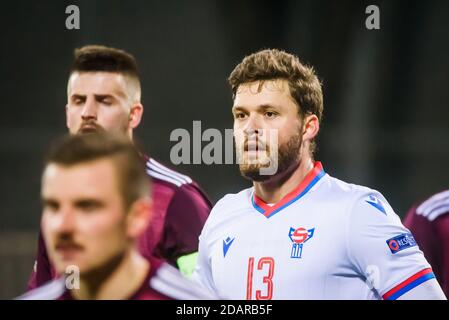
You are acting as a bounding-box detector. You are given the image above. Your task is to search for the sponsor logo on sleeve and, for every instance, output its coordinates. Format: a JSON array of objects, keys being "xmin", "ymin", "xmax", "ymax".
[
  {"xmin": 365, "ymin": 195, "xmax": 387, "ymax": 215},
  {"xmin": 386, "ymin": 233, "xmax": 417, "ymax": 254}
]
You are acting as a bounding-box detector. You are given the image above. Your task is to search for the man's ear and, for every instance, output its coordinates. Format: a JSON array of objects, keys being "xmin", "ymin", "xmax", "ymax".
[
  {"xmin": 126, "ymin": 197, "xmax": 152, "ymax": 239},
  {"xmin": 128, "ymin": 103, "xmax": 144, "ymax": 129},
  {"xmin": 302, "ymin": 114, "xmax": 320, "ymax": 142}
]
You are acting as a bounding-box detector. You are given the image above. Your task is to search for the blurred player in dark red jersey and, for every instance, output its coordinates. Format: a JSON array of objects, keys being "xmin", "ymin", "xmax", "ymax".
[
  {"xmin": 403, "ymin": 190, "xmax": 449, "ymax": 298},
  {"xmin": 28, "ymin": 45, "xmax": 212, "ymax": 290},
  {"xmin": 20, "ymin": 133, "xmax": 212, "ymax": 300}
]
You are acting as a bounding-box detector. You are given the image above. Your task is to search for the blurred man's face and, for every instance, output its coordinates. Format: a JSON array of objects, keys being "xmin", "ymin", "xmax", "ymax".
[
  {"xmin": 41, "ymin": 159, "xmax": 130, "ymax": 275},
  {"xmin": 232, "ymin": 79, "xmax": 303, "ymax": 181},
  {"xmin": 66, "ymin": 72, "xmax": 138, "ymax": 137}
]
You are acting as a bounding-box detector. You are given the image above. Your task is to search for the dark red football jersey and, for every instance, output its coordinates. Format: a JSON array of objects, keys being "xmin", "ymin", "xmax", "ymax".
[{"xmin": 403, "ymin": 189, "xmax": 449, "ymax": 298}]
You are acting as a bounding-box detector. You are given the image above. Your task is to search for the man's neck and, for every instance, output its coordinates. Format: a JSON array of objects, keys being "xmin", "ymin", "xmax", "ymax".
[
  {"xmin": 253, "ymin": 157, "xmax": 314, "ymax": 204},
  {"xmin": 72, "ymin": 249, "xmax": 149, "ymax": 300}
]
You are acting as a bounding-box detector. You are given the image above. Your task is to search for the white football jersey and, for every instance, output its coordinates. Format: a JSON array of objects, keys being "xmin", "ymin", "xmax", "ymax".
[{"xmin": 194, "ymin": 162, "xmax": 436, "ymax": 300}]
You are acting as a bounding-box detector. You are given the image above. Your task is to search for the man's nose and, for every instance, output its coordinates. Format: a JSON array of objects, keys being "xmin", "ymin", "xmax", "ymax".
[
  {"xmin": 81, "ymin": 98, "xmax": 97, "ymax": 120},
  {"xmin": 55, "ymin": 208, "xmax": 76, "ymax": 234},
  {"xmin": 243, "ymin": 115, "xmax": 261, "ymax": 137}
]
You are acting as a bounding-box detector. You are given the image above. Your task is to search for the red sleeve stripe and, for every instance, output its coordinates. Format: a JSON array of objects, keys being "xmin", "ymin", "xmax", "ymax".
[{"xmin": 382, "ymin": 268, "xmax": 435, "ymax": 300}]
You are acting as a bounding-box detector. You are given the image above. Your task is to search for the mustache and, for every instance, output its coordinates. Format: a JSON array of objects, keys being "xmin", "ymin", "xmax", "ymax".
[
  {"xmin": 77, "ymin": 121, "xmax": 105, "ymax": 134},
  {"xmin": 243, "ymin": 137, "xmax": 268, "ymax": 152},
  {"xmin": 54, "ymin": 236, "xmax": 84, "ymax": 251}
]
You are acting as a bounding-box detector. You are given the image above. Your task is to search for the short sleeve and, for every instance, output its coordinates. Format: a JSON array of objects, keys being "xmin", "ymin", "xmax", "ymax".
[{"xmin": 347, "ymin": 192, "xmax": 434, "ymax": 300}]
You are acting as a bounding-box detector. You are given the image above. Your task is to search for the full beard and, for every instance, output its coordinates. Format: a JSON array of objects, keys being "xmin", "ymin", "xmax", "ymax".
[{"xmin": 238, "ymin": 131, "xmax": 303, "ymax": 182}]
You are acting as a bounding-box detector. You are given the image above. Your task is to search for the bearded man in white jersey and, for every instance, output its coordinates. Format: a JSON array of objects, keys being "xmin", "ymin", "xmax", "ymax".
[{"xmin": 194, "ymin": 49, "xmax": 446, "ymax": 300}]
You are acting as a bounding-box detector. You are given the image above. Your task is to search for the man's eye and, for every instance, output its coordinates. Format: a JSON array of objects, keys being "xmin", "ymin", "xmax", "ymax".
[
  {"xmin": 101, "ymin": 99, "xmax": 113, "ymax": 105},
  {"xmin": 235, "ymin": 113, "xmax": 246, "ymax": 119},
  {"xmin": 78, "ymin": 201, "xmax": 101, "ymax": 212},
  {"xmin": 265, "ymin": 111, "xmax": 277, "ymax": 118},
  {"xmin": 43, "ymin": 202, "xmax": 59, "ymax": 212}
]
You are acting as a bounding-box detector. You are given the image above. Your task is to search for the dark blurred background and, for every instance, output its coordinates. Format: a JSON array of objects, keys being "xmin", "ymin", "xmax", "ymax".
[{"xmin": 0, "ymin": 0, "xmax": 448, "ymax": 299}]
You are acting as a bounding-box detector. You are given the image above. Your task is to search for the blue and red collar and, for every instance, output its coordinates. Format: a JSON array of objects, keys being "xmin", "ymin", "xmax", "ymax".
[{"xmin": 251, "ymin": 161, "xmax": 326, "ymax": 218}]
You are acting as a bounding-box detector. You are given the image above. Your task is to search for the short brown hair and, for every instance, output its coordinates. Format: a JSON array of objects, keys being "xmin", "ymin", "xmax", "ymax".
[
  {"xmin": 45, "ymin": 133, "xmax": 150, "ymax": 210},
  {"xmin": 69, "ymin": 45, "xmax": 141, "ymax": 102},
  {"xmin": 71, "ymin": 45, "xmax": 139, "ymax": 77},
  {"xmin": 228, "ymin": 49, "xmax": 323, "ymax": 153}
]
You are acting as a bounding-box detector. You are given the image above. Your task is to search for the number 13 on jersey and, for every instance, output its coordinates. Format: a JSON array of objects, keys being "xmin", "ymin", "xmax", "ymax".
[{"xmin": 246, "ymin": 257, "xmax": 275, "ymax": 300}]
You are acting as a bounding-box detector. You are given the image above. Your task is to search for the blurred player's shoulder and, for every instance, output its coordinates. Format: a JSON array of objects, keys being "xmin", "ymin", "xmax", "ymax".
[
  {"xmin": 18, "ymin": 256, "xmax": 216, "ymax": 300},
  {"xmin": 17, "ymin": 277, "xmax": 66, "ymax": 300},
  {"xmin": 145, "ymin": 156, "xmax": 193, "ymax": 188},
  {"xmin": 413, "ymin": 189, "xmax": 449, "ymax": 222},
  {"xmin": 144, "ymin": 156, "xmax": 211, "ymax": 202},
  {"xmin": 403, "ymin": 190, "xmax": 449, "ymax": 298}
]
